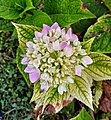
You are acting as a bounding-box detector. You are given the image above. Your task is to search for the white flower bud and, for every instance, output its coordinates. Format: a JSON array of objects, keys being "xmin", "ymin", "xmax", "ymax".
[
  {"xmin": 55, "ymin": 78, "xmax": 59, "ymax": 84},
  {"xmin": 67, "ymin": 76, "xmax": 74, "ymax": 83},
  {"xmin": 73, "ymin": 40, "xmax": 80, "ymax": 46},
  {"xmin": 48, "ymin": 58, "xmax": 54, "ymax": 64},
  {"xmin": 41, "ymin": 72, "xmax": 49, "ymax": 81}
]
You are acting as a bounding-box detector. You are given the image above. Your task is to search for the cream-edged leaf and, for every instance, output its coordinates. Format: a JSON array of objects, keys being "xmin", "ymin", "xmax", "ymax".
[
  {"xmin": 12, "ymin": 22, "xmax": 40, "ymax": 53},
  {"xmin": 81, "ymin": 37, "xmax": 95, "ymax": 53},
  {"xmin": 84, "ymin": 52, "xmax": 111, "ymax": 81},
  {"xmin": 69, "ymin": 75, "xmax": 93, "ymax": 110}
]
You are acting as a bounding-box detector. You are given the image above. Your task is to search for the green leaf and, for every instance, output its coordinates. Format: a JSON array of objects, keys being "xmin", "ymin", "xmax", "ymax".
[
  {"xmin": 16, "ymin": 47, "xmax": 31, "ymax": 87},
  {"xmin": 81, "ymin": 37, "xmax": 95, "ymax": 53},
  {"xmin": 0, "ymin": 0, "xmax": 35, "ymax": 20},
  {"xmin": 44, "ymin": 0, "xmax": 95, "ymax": 27},
  {"xmin": 81, "ymin": 0, "xmax": 109, "ymax": 17},
  {"xmin": 30, "ymin": 81, "xmax": 41, "ymax": 103},
  {"xmin": 103, "ymin": 0, "xmax": 111, "ymax": 11},
  {"xmin": 69, "ymin": 75, "xmax": 93, "ymax": 110},
  {"xmin": 71, "ymin": 18, "xmax": 96, "ymax": 33},
  {"xmin": 17, "ymin": 0, "xmax": 35, "ymax": 18},
  {"xmin": 70, "ymin": 108, "xmax": 93, "ymax": 120},
  {"xmin": 84, "ymin": 14, "xmax": 111, "ymax": 53},
  {"xmin": 32, "ymin": 0, "xmax": 41, "ymax": 7},
  {"xmin": 18, "ymin": 10, "xmax": 53, "ymax": 27},
  {"xmin": 12, "ymin": 22, "xmax": 41, "ymax": 52},
  {"xmin": 0, "ymin": 0, "xmax": 21, "ymax": 19},
  {"xmin": 84, "ymin": 52, "xmax": 111, "ymax": 81},
  {"xmin": 0, "ymin": 19, "xmax": 14, "ymax": 31}
]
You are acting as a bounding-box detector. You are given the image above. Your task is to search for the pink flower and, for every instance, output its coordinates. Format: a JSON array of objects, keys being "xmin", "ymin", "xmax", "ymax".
[
  {"xmin": 41, "ymin": 22, "xmax": 60, "ymax": 36},
  {"xmin": 29, "ymin": 70, "xmax": 40, "ymax": 83},
  {"xmin": 52, "ymin": 40, "xmax": 60, "ymax": 51},
  {"xmin": 21, "ymin": 57, "xmax": 29, "ymax": 65},
  {"xmin": 35, "ymin": 31, "xmax": 43, "ymax": 38},
  {"xmin": 26, "ymin": 41, "xmax": 33, "ymax": 48},
  {"xmin": 75, "ymin": 65, "xmax": 84, "ymax": 76},
  {"xmin": 50, "ymin": 22, "xmax": 59, "ymax": 29},
  {"xmin": 72, "ymin": 34, "xmax": 79, "ymax": 41},
  {"xmin": 63, "ymin": 28, "xmax": 79, "ymax": 42},
  {"xmin": 40, "ymin": 81, "xmax": 49, "ymax": 91},
  {"xmin": 42, "ymin": 24, "xmax": 50, "ymax": 35},
  {"xmin": 81, "ymin": 56, "xmax": 93, "ymax": 67},
  {"xmin": 59, "ymin": 41, "xmax": 67, "ymax": 50},
  {"xmin": 64, "ymin": 45, "xmax": 74, "ymax": 57},
  {"xmin": 24, "ymin": 65, "xmax": 40, "ymax": 83}
]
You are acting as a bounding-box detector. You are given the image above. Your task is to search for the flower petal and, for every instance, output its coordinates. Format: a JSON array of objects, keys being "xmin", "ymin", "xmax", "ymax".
[
  {"xmin": 40, "ymin": 81, "xmax": 49, "ymax": 91},
  {"xmin": 29, "ymin": 69, "xmax": 40, "ymax": 83},
  {"xmin": 41, "ymin": 73, "xmax": 49, "ymax": 81},
  {"xmin": 51, "ymin": 22, "xmax": 59, "ymax": 29},
  {"xmin": 75, "ymin": 65, "xmax": 84, "ymax": 76},
  {"xmin": 67, "ymin": 28, "xmax": 72, "ymax": 38},
  {"xmin": 73, "ymin": 40, "xmax": 80, "ymax": 46},
  {"xmin": 64, "ymin": 45, "xmax": 74, "ymax": 57},
  {"xmin": 26, "ymin": 41, "xmax": 33, "ymax": 48},
  {"xmin": 72, "ymin": 34, "xmax": 79, "ymax": 41},
  {"xmin": 59, "ymin": 41, "xmax": 67, "ymax": 50},
  {"xmin": 61, "ymin": 28, "xmax": 66, "ymax": 37},
  {"xmin": 81, "ymin": 56, "xmax": 93, "ymax": 67},
  {"xmin": 42, "ymin": 24, "xmax": 50, "ymax": 35},
  {"xmin": 35, "ymin": 31, "xmax": 43, "ymax": 38},
  {"xmin": 58, "ymin": 84, "xmax": 66, "ymax": 95},
  {"xmin": 67, "ymin": 76, "xmax": 74, "ymax": 83},
  {"xmin": 21, "ymin": 57, "xmax": 29, "ymax": 65},
  {"xmin": 53, "ymin": 40, "xmax": 59, "ymax": 51},
  {"xmin": 43, "ymin": 36, "xmax": 49, "ymax": 44},
  {"xmin": 26, "ymin": 48, "xmax": 33, "ymax": 54},
  {"xmin": 24, "ymin": 65, "xmax": 36, "ymax": 73}
]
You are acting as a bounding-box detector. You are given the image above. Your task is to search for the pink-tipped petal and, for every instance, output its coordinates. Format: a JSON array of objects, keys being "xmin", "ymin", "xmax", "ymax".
[
  {"xmin": 26, "ymin": 48, "xmax": 33, "ymax": 54},
  {"xmin": 64, "ymin": 28, "xmax": 72, "ymax": 41},
  {"xmin": 59, "ymin": 41, "xmax": 67, "ymax": 50},
  {"xmin": 29, "ymin": 70, "xmax": 40, "ymax": 83},
  {"xmin": 51, "ymin": 22, "xmax": 59, "ymax": 29},
  {"xmin": 26, "ymin": 41, "xmax": 33, "ymax": 48},
  {"xmin": 21, "ymin": 57, "xmax": 29, "ymax": 65},
  {"xmin": 72, "ymin": 34, "xmax": 79, "ymax": 41},
  {"xmin": 53, "ymin": 40, "xmax": 59, "ymax": 51},
  {"xmin": 41, "ymin": 81, "xmax": 49, "ymax": 91},
  {"xmin": 61, "ymin": 28, "xmax": 66, "ymax": 37},
  {"xmin": 42, "ymin": 24, "xmax": 50, "ymax": 35},
  {"xmin": 64, "ymin": 34, "xmax": 70, "ymax": 41},
  {"xmin": 82, "ymin": 56, "xmax": 93, "ymax": 66},
  {"xmin": 64, "ymin": 45, "xmax": 74, "ymax": 57},
  {"xmin": 75, "ymin": 65, "xmax": 84, "ymax": 76},
  {"xmin": 67, "ymin": 28, "xmax": 72, "ymax": 38},
  {"xmin": 24, "ymin": 65, "xmax": 36, "ymax": 73},
  {"xmin": 43, "ymin": 36, "xmax": 49, "ymax": 43},
  {"xmin": 35, "ymin": 31, "xmax": 43, "ymax": 38}
]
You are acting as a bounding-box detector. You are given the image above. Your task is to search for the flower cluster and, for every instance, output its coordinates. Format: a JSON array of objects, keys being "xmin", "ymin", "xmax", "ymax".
[{"xmin": 21, "ymin": 22, "xmax": 93, "ymax": 95}]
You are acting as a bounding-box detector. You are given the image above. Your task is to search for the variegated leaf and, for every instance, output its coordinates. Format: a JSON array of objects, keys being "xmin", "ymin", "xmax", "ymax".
[
  {"xmin": 81, "ymin": 37, "xmax": 95, "ymax": 53},
  {"xmin": 84, "ymin": 52, "xmax": 111, "ymax": 81},
  {"xmin": 31, "ymin": 82, "xmax": 73, "ymax": 114},
  {"xmin": 16, "ymin": 47, "xmax": 31, "ymax": 86},
  {"xmin": 69, "ymin": 75, "xmax": 93, "ymax": 110},
  {"xmin": 12, "ymin": 22, "xmax": 40, "ymax": 53}
]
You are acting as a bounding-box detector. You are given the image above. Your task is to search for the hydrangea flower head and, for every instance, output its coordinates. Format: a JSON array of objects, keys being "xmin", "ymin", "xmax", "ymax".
[{"xmin": 21, "ymin": 22, "xmax": 93, "ymax": 95}]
